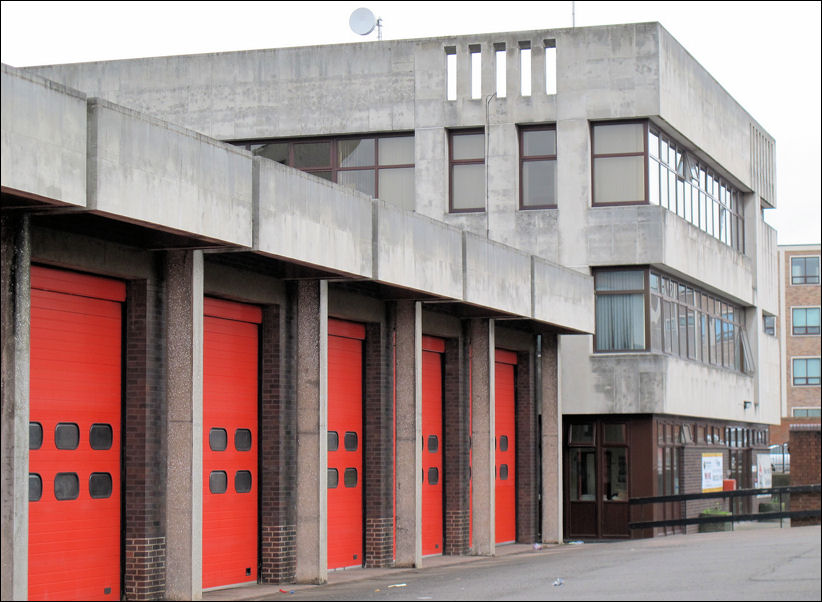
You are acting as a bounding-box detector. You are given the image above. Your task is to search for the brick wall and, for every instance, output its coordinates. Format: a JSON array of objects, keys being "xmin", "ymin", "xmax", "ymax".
[
  {"xmin": 515, "ymin": 350, "xmax": 538, "ymax": 543},
  {"xmin": 260, "ymin": 304, "xmax": 297, "ymax": 583},
  {"xmin": 124, "ymin": 276, "xmax": 167, "ymax": 600},
  {"xmin": 363, "ymin": 321, "xmax": 394, "ymax": 567},
  {"xmin": 443, "ymin": 336, "xmax": 470, "ymax": 555},
  {"xmin": 789, "ymin": 424, "xmax": 821, "ymax": 527}
]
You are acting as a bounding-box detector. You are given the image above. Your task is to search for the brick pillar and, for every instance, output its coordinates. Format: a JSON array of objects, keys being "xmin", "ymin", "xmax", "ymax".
[
  {"xmin": 260, "ymin": 304, "xmax": 297, "ymax": 582},
  {"xmin": 789, "ymin": 424, "xmax": 821, "ymax": 527},
  {"xmin": 394, "ymin": 301, "xmax": 421, "ymax": 567},
  {"xmin": 163, "ymin": 250, "xmax": 203, "ymax": 600},
  {"xmin": 443, "ymin": 335, "xmax": 470, "ymax": 555},
  {"xmin": 469, "ymin": 318, "xmax": 494, "ymax": 555},
  {"xmin": 294, "ymin": 280, "xmax": 327, "ymax": 584},
  {"xmin": 364, "ymin": 321, "xmax": 394, "ymax": 567},
  {"xmin": 1, "ymin": 214, "xmax": 30, "ymax": 602},
  {"xmin": 124, "ymin": 273, "xmax": 167, "ymax": 600},
  {"xmin": 515, "ymin": 348, "xmax": 538, "ymax": 543},
  {"xmin": 540, "ymin": 333, "xmax": 562, "ymax": 544}
]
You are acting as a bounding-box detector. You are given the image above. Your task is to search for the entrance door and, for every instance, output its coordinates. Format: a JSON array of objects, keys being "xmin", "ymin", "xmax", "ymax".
[
  {"xmin": 494, "ymin": 349, "xmax": 517, "ymax": 544},
  {"xmin": 203, "ymin": 298, "xmax": 261, "ymax": 589},
  {"xmin": 29, "ymin": 266, "xmax": 124, "ymax": 601},
  {"xmin": 421, "ymin": 336, "xmax": 445, "ymax": 555},
  {"xmin": 327, "ymin": 319, "xmax": 365, "ymax": 569}
]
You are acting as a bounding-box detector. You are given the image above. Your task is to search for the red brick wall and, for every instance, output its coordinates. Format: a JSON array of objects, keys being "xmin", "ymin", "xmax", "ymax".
[
  {"xmin": 124, "ymin": 278, "xmax": 167, "ymax": 600},
  {"xmin": 789, "ymin": 424, "xmax": 821, "ymax": 527},
  {"xmin": 515, "ymin": 350, "xmax": 538, "ymax": 543},
  {"xmin": 443, "ymin": 336, "xmax": 470, "ymax": 555}
]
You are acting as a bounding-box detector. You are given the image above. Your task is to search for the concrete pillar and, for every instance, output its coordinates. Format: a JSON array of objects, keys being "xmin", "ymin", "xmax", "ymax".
[
  {"xmin": 1, "ymin": 214, "xmax": 30, "ymax": 602},
  {"xmin": 540, "ymin": 333, "xmax": 563, "ymax": 543},
  {"xmin": 394, "ymin": 301, "xmax": 422, "ymax": 567},
  {"xmin": 294, "ymin": 280, "xmax": 328, "ymax": 584},
  {"xmin": 470, "ymin": 318, "xmax": 495, "ymax": 555},
  {"xmin": 164, "ymin": 250, "xmax": 204, "ymax": 600}
]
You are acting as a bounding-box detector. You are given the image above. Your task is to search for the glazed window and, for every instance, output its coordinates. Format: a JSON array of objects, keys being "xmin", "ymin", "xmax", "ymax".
[
  {"xmin": 592, "ymin": 122, "xmax": 646, "ymax": 205},
  {"xmin": 792, "ymin": 307, "xmax": 820, "ymax": 335},
  {"xmin": 209, "ymin": 471, "xmax": 228, "ymax": 494},
  {"xmin": 793, "ymin": 358, "xmax": 821, "ymax": 386},
  {"xmin": 245, "ymin": 134, "xmax": 415, "ymax": 210},
  {"xmin": 763, "ymin": 314, "xmax": 776, "ymax": 336},
  {"xmin": 328, "ymin": 468, "xmax": 339, "ymax": 489},
  {"xmin": 569, "ymin": 423, "xmax": 594, "ymax": 444},
  {"xmin": 54, "ymin": 473, "xmax": 80, "ymax": 500},
  {"xmin": 499, "ymin": 435, "xmax": 509, "ymax": 451},
  {"xmin": 90, "ymin": 424, "xmax": 113, "ymax": 450},
  {"xmin": 428, "ymin": 435, "xmax": 438, "ymax": 453},
  {"xmin": 235, "ymin": 471, "xmax": 252, "ymax": 493},
  {"xmin": 793, "ymin": 408, "xmax": 821, "ymax": 417},
  {"xmin": 499, "ymin": 464, "xmax": 509, "ymax": 480},
  {"xmin": 520, "ymin": 125, "xmax": 557, "ymax": 208},
  {"xmin": 29, "ymin": 474, "xmax": 42, "ymax": 502},
  {"xmin": 344, "ymin": 468, "xmax": 358, "ymax": 488},
  {"xmin": 791, "ymin": 256, "xmax": 820, "ymax": 285},
  {"xmin": 594, "ymin": 270, "xmax": 646, "ymax": 352},
  {"xmin": 328, "ymin": 431, "xmax": 339, "ymax": 452},
  {"xmin": 55, "ymin": 423, "xmax": 80, "ymax": 450},
  {"xmin": 344, "ymin": 431, "xmax": 358, "ymax": 452},
  {"xmin": 234, "ymin": 429, "xmax": 252, "ymax": 452},
  {"xmin": 209, "ymin": 428, "xmax": 227, "ymax": 452},
  {"xmin": 428, "ymin": 467, "xmax": 440, "ymax": 485},
  {"xmin": 449, "ymin": 129, "xmax": 486, "ymax": 212},
  {"xmin": 30, "ymin": 422, "xmax": 43, "ymax": 450},
  {"xmin": 89, "ymin": 473, "xmax": 113, "ymax": 499}
]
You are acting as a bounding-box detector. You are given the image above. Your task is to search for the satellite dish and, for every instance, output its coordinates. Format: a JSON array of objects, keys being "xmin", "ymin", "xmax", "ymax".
[{"xmin": 349, "ymin": 7, "xmax": 377, "ymax": 36}]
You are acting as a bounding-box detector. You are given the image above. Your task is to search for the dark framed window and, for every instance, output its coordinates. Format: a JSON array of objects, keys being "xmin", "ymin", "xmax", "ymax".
[
  {"xmin": 328, "ymin": 468, "xmax": 339, "ymax": 489},
  {"xmin": 55, "ymin": 423, "xmax": 80, "ymax": 450},
  {"xmin": 241, "ymin": 134, "xmax": 415, "ymax": 210},
  {"xmin": 519, "ymin": 125, "xmax": 557, "ymax": 208},
  {"xmin": 89, "ymin": 473, "xmax": 113, "ymax": 499},
  {"xmin": 234, "ymin": 428, "xmax": 252, "ymax": 451},
  {"xmin": 344, "ymin": 467, "xmax": 358, "ymax": 488},
  {"xmin": 763, "ymin": 314, "xmax": 776, "ymax": 336},
  {"xmin": 209, "ymin": 428, "xmax": 227, "ymax": 451},
  {"xmin": 328, "ymin": 431, "xmax": 339, "ymax": 452},
  {"xmin": 235, "ymin": 471, "xmax": 252, "ymax": 493},
  {"xmin": 29, "ymin": 474, "xmax": 42, "ymax": 502},
  {"xmin": 30, "ymin": 422, "xmax": 43, "ymax": 450},
  {"xmin": 793, "ymin": 357, "xmax": 821, "ymax": 386},
  {"xmin": 591, "ymin": 121, "xmax": 647, "ymax": 205},
  {"xmin": 792, "ymin": 307, "xmax": 821, "ymax": 335},
  {"xmin": 209, "ymin": 471, "xmax": 228, "ymax": 494},
  {"xmin": 344, "ymin": 431, "xmax": 358, "ymax": 452},
  {"xmin": 791, "ymin": 256, "xmax": 820, "ymax": 285},
  {"xmin": 449, "ymin": 129, "xmax": 485, "ymax": 212},
  {"xmin": 427, "ymin": 435, "xmax": 438, "ymax": 453},
  {"xmin": 54, "ymin": 472, "xmax": 80, "ymax": 500},
  {"xmin": 90, "ymin": 424, "xmax": 113, "ymax": 450},
  {"xmin": 594, "ymin": 269, "xmax": 647, "ymax": 352}
]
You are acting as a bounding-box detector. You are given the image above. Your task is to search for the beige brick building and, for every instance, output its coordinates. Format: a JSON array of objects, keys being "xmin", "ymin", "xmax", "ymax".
[{"xmin": 772, "ymin": 244, "xmax": 822, "ymax": 444}]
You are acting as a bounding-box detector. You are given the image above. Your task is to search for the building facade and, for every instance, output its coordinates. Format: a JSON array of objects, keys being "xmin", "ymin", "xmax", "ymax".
[
  {"xmin": 2, "ymin": 21, "xmax": 778, "ymax": 601},
  {"xmin": 770, "ymin": 244, "xmax": 822, "ymax": 444}
]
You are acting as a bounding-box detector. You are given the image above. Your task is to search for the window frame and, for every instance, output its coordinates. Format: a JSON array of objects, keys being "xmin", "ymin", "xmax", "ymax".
[
  {"xmin": 792, "ymin": 357, "xmax": 821, "ymax": 387},
  {"xmin": 791, "ymin": 255, "xmax": 821, "ymax": 285},
  {"xmin": 593, "ymin": 267, "xmax": 650, "ymax": 353},
  {"xmin": 519, "ymin": 123, "xmax": 558, "ymax": 210},
  {"xmin": 791, "ymin": 306, "xmax": 821, "ymax": 336},
  {"xmin": 449, "ymin": 128, "xmax": 486, "ymax": 213},
  {"xmin": 792, "ymin": 407, "xmax": 822, "ymax": 418},
  {"xmin": 590, "ymin": 120, "xmax": 649, "ymax": 207}
]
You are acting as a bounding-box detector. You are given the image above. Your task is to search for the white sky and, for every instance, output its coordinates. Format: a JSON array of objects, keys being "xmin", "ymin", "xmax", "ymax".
[{"xmin": 1, "ymin": 0, "xmax": 820, "ymax": 245}]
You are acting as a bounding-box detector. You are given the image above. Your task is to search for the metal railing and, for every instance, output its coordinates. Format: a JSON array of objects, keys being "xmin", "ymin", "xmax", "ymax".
[{"xmin": 628, "ymin": 484, "xmax": 821, "ymax": 530}]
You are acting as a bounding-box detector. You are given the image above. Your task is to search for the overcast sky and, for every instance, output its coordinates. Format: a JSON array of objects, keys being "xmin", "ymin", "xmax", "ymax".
[{"xmin": 2, "ymin": 1, "xmax": 820, "ymax": 245}]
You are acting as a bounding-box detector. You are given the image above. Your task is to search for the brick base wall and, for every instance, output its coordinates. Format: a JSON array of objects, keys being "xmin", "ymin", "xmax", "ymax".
[
  {"xmin": 789, "ymin": 425, "xmax": 821, "ymax": 527},
  {"xmin": 443, "ymin": 336, "xmax": 470, "ymax": 555},
  {"xmin": 515, "ymin": 349, "xmax": 538, "ymax": 543},
  {"xmin": 124, "ymin": 537, "xmax": 166, "ymax": 600}
]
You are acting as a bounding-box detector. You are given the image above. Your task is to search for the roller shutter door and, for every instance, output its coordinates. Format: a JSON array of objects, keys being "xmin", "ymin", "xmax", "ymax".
[
  {"xmin": 494, "ymin": 349, "xmax": 517, "ymax": 544},
  {"xmin": 29, "ymin": 266, "xmax": 125, "ymax": 601},
  {"xmin": 202, "ymin": 298, "xmax": 261, "ymax": 589},
  {"xmin": 421, "ymin": 336, "xmax": 445, "ymax": 556},
  {"xmin": 327, "ymin": 319, "xmax": 365, "ymax": 570}
]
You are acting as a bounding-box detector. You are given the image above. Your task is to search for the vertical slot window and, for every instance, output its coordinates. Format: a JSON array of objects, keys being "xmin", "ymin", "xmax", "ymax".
[
  {"xmin": 470, "ymin": 44, "xmax": 482, "ymax": 100},
  {"xmin": 544, "ymin": 39, "xmax": 557, "ymax": 95},
  {"xmin": 495, "ymin": 43, "xmax": 506, "ymax": 97},
  {"xmin": 446, "ymin": 46, "xmax": 457, "ymax": 101},
  {"xmin": 519, "ymin": 42, "xmax": 531, "ymax": 96}
]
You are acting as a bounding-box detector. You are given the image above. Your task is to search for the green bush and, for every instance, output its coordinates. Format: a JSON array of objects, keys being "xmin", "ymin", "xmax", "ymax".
[{"xmin": 698, "ymin": 507, "xmax": 732, "ymax": 532}]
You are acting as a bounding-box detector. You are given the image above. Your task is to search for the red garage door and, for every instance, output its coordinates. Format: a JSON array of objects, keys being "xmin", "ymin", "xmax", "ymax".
[
  {"xmin": 203, "ymin": 298, "xmax": 261, "ymax": 589},
  {"xmin": 327, "ymin": 319, "xmax": 365, "ymax": 570},
  {"xmin": 422, "ymin": 336, "xmax": 445, "ymax": 556},
  {"xmin": 495, "ymin": 349, "xmax": 517, "ymax": 545},
  {"xmin": 29, "ymin": 265, "xmax": 125, "ymax": 601}
]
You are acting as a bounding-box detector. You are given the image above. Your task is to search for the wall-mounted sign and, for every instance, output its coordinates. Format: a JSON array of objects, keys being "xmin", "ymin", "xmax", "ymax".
[
  {"xmin": 756, "ymin": 454, "xmax": 772, "ymax": 490},
  {"xmin": 701, "ymin": 452, "xmax": 723, "ymax": 492}
]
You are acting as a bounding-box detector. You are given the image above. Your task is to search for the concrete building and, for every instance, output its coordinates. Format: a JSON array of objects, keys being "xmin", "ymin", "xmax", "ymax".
[
  {"xmin": 770, "ymin": 244, "xmax": 821, "ymax": 445},
  {"xmin": 2, "ymin": 21, "xmax": 778, "ymax": 601}
]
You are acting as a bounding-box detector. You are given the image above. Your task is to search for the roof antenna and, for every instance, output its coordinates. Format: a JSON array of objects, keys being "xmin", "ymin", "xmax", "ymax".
[{"xmin": 349, "ymin": 7, "xmax": 383, "ymax": 40}]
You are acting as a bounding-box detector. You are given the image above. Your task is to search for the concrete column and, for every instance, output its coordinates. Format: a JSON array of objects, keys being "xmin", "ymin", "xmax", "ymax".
[
  {"xmin": 470, "ymin": 318, "xmax": 495, "ymax": 555},
  {"xmin": 394, "ymin": 300, "xmax": 422, "ymax": 567},
  {"xmin": 540, "ymin": 333, "xmax": 562, "ymax": 544},
  {"xmin": 1, "ymin": 214, "xmax": 30, "ymax": 602},
  {"xmin": 294, "ymin": 280, "xmax": 328, "ymax": 584},
  {"xmin": 164, "ymin": 250, "xmax": 203, "ymax": 600}
]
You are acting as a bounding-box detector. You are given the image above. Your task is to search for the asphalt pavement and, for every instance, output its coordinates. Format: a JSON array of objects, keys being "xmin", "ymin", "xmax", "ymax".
[{"xmin": 203, "ymin": 523, "xmax": 821, "ymax": 601}]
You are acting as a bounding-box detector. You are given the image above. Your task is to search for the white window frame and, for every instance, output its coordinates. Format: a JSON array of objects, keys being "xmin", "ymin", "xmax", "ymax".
[
  {"xmin": 791, "ymin": 305, "xmax": 821, "ymax": 337},
  {"xmin": 790, "ymin": 254, "xmax": 821, "ymax": 286},
  {"xmin": 791, "ymin": 356, "xmax": 821, "ymax": 387}
]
